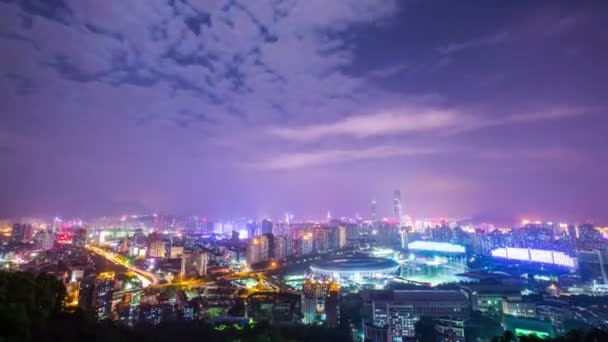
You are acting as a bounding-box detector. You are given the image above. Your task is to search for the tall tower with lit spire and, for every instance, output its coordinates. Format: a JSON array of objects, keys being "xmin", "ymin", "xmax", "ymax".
[
  {"xmin": 371, "ymin": 198, "xmax": 377, "ymax": 221},
  {"xmin": 393, "ymin": 190, "xmax": 402, "ymax": 224}
]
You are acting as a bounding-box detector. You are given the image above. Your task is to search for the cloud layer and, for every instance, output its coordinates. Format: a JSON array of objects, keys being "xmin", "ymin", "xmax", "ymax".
[{"xmin": 0, "ymin": 0, "xmax": 606, "ymax": 221}]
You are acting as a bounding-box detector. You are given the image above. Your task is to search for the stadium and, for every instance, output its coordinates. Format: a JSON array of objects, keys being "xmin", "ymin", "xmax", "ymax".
[{"xmin": 309, "ymin": 257, "xmax": 400, "ymax": 281}]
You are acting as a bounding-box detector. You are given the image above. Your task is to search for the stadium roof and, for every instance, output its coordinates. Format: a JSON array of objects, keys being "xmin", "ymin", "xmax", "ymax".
[{"xmin": 310, "ymin": 257, "xmax": 399, "ymax": 272}]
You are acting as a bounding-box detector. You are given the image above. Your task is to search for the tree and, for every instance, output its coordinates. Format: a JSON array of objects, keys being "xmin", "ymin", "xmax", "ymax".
[
  {"xmin": 415, "ymin": 316, "xmax": 437, "ymax": 342},
  {"xmin": 466, "ymin": 310, "xmax": 503, "ymax": 342}
]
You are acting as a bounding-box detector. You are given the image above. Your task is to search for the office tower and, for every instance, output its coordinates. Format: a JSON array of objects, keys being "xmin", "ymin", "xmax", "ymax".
[
  {"xmin": 94, "ymin": 272, "xmax": 115, "ymax": 320},
  {"xmin": 371, "ymin": 199, "xmax": 377, "ymax": 221},
  {"xmin": 363, "ymin": 290, "xmax": 469, "ymax": 342},
  {"xmin": 247, "ymin": 235, "xmax": 269, "ymax": 265},
  {"xmin": 261, "ymin": 219, "xmax": 273, "ymax": 235},
  {"xmin": 74, "ymin": 228, "xmax": 87, "ymax": 248},
  {"xmin": 393, "ymin": 190, "xmax": 402, "ymax": 225},
  {"xmin": 301, "ymin": 278, "xmax": 340, "ymax": 326}
]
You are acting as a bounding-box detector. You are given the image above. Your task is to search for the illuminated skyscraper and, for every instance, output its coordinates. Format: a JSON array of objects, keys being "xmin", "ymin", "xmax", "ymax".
[
  {"xmin": 297, "ymin": 232, "xmax": 314, "ymax": 256},
  {"xmin": 371, "ymin": 199, "xmax": 377, "ymax": 221},
  {"xmin": 393, "ymin": 190, "xmax": 402, "ymax": 224},
  {"xmin": 400, "ymin": 228, "xmax": 408, "ymax": 251},
  {"xmin": 181, "ymin": 251, "xmax": 208, "ymax": 277},
  {"xmin": 314, "ymin": 227, "xmax": 329, "ymax": 253},
  {"xmin": 94, "ymin": 272, "xmax": 115, "ymax": 320},
  {"xmin": 247, "ymin": 235, "xmax": 269, "ymax": 265},
  {"xmin": 149, "ymin": 240, "xmax": 166, "ymax": 258},
  {"xmin": 338, "ymin": 226, "xmax": 347, "ymax": 249},
  {"xmin": 261, "ymin": 219, "xmax": 273, "ymax": 235},
  {"xmin": 247, "ymin": 221, "xmax": 258, "ymax": 238},
  {"xmin": 273, "ymin": 235, "xmax": 284, "ymax": 260},
  {"xmin": 301, "ymin": 278, "xmax": 340, "ymax": 326},
  {"xmin": 364, "ymin": 290, "xmax": 469, "ymax": 342}
]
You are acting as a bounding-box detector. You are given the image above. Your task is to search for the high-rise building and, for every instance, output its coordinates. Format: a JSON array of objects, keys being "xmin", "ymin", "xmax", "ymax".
[
  {"xmin": 274, "ymin": 235, "xmax": 287, "ymax": 260},
  {"xmin": 314, "ymin": 226, "xmax": 330, "ymax": 253},
  {"xmin": 266, "ymin": 233, "xmax": 276, "ymax": 259},
  {"xmin": 261, "ymin": 219, "xmax": 273, "ymax": 235},
  {"xmin": 338, "ymin": 226, "xmax": 347, "ymax": 249},
  {"xmin": 297, "ymin": 232, "xmax": 314, "ymax": 256},
  {"xmin": 247, "ymin": 235, "xmax": 269, "ymax": 265},
  {"xmin": 502, "ymin": 299, "xmax": 537, "ymax": 318},
  {"xmin": 371, "ymin": 199, "xmax": 377, "ymax": 221},
  {"xmin": 246, "ymin": 222, "xmax": 258, "ymax": 239},
  {"xmin": 74, "ymin": 228, "xmax": 87, "ymax": 248},
  {"xmin": 400, "ymin": 227, "xmax": 408, "ymax": 251},
  {"xmin": 169, "ymin": 246, "xmax": 184, "ymax": 258},
  {"xmin": 149, "ymin": 240, "xmax": 166, "ymax": 258},
  {"xmin": 577, "ymin": 249, "xmax": 608, "ymax": 284},
  {"xmin": 34, "ymin": 230, "xmax": 55, "ymax": 251},
  {"xmin": 133, "ymin": 229, "xmax": 146, "ymax": 247},
  {"xmin": 246, "ymin": 292, "xmax": 301, "ymax": 324},
  {"xmin": 94, "ymin": 272, "xmax": 115, "ymax": 320},
  {"xmin": 181, "ymin": 251, "xmax": 208, "ymax": 277},
  {"xmin": 78, "ymin": 275, "xmax": 96, "ymax": 312},
  {"xmin": 577, "ymin": 224, "xmax": 601, "ymax": 242},
  {"xmin": 327, "ymin": 226, "xmax": 339, "ymax": 251},
  {"xmin": 301, "ymin": 278, "xmax": 340, "ymax": 326},
  {"xmin": 393, "ymin": 190, "xmax": 402, "ymax": 225},
  {"xmin": 363, "ymin": 290, "xmax": 469, "ymax": 342},
  {"xmin": 325, "ymin": 280, "xmax": 340, "ymax": 328},
  {"xmin": 10, "ymin": 224, "xmax": 33, "ymax": 243}
]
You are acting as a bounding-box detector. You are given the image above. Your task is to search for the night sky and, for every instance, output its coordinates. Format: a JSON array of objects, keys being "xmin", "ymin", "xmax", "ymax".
[{"xmin": 1, "ymin": 0, "xmax": 607, "ymax": 223}]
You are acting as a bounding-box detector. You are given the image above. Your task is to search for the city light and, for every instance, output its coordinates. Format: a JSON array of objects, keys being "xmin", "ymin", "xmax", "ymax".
[
  {"xmin": 491, "ymin": 247, "xmax": 578, "ymax": 268},
  {"xmin": 407, "ymin": 241, "xmax": 466, "ymax": 254}
]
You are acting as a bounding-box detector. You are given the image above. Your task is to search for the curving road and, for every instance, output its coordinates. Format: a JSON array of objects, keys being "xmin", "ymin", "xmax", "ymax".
[{"xmin": 86, "ymin": 245, "xmax": 159, "ymax": 287}]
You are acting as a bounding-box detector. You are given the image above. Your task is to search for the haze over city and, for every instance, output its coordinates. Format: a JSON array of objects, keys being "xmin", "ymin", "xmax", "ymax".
[
  {"xmin": 1, "ymin": 1, "xmax": 607, "ymax": 222},
  {"xmin": 4, "ymin": 2, "xmax": 608, "ymax": 342}
]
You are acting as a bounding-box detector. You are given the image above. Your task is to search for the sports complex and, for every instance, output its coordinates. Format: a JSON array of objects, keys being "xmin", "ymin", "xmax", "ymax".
[{"xmin": 309, "ymin": 256, "xmax": 400, "ymax": 281}]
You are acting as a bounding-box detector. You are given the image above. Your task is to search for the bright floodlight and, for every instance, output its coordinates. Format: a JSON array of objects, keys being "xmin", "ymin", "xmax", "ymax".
[{"xmin": 407, "ymin": 241, "xmax": 465, "ymax": 254}]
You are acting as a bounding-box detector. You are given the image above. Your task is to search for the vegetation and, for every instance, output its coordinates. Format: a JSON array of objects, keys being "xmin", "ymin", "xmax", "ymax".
[
  {"xmin": 0, "ymin": 271, "xmax": 350, "ymax": 342},
  {"xmin": 2, "ymin": 271, "xmax": 608, "ymax": 342}
]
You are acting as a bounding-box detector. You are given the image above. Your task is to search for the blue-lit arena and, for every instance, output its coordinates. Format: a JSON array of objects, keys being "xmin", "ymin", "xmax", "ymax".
[{"xmin": 310, "ymin": 257, "xmax": 400, "ymax": 281}]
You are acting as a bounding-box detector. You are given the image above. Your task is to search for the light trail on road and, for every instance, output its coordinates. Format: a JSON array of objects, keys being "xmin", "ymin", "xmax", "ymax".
[{"xmin": 86, "ymin": 245, "xmax": 159, "ymax": 287}]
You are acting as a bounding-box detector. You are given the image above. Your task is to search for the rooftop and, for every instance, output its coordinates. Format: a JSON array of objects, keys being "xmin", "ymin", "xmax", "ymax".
[{"xmin": 310, "ymin": 257, "xmax": 399, "ymax": 272}]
